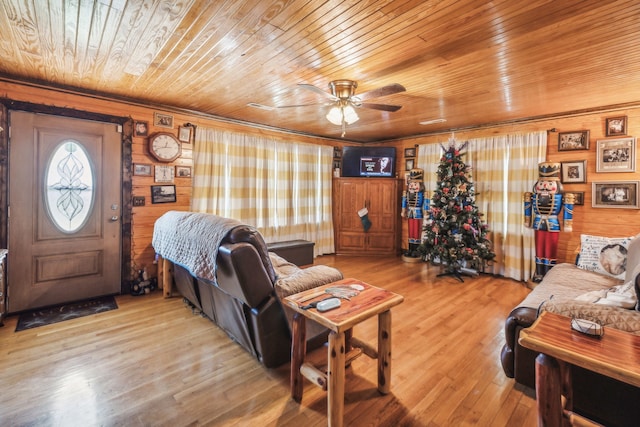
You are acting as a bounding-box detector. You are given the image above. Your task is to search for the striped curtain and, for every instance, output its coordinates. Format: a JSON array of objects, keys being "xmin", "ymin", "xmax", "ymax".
[
  {"xmin": 191, "ymin": 127, "xmax": 335, "ymax": 255},
  {"xmin": 503, "ymin": 132, "xmax": 547, "ymax": 281},
  {"xmin": 466, "ymin": 136, "xmax": 508, "ymax": 276},
  {"xmin": 417, "ymin": 143, "xmax": 444, "ymax": 196},
  {"xmin": 418, "ymin": 131, "xmax": 546, "ymax": 281}
]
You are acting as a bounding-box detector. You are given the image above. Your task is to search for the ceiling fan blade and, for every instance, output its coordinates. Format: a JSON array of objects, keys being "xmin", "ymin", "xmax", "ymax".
[
  {"xmin": 298, "ymin": 83, "xmax": 339, "ymax": 101},
  {"xmin": 275, "ymin": 102, "xmax": 328, "ymax": 109},
  {"xmin": 359, "ymin": 102, "xmax": 402, "ymax": 112},
  {"xmin": 357, "ymin": 83, "xmax": 406, "ymax": 101},
  {"xmin": 248, "ymin": 101, "xmax": 327, "ymax": 110},
  {"xmin": 247, "ymin": 102, "xmax": 275, "ymax": 111}
]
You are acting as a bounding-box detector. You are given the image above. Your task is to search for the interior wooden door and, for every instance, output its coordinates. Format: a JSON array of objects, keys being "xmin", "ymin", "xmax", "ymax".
[{"xmin": 8, "ymin": 112, "xmax": 122, "ymax": 312}]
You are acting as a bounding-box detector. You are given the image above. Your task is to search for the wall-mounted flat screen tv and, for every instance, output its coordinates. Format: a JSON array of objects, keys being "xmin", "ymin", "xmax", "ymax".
[{"xmin": 342, "ymin": 146, "xmax": 396, "ymax": 177}]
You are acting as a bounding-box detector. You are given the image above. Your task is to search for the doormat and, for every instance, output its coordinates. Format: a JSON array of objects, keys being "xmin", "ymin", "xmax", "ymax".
[{"xmin": 15, "ymin": 295, "xmax": 118, "ymax": 332}]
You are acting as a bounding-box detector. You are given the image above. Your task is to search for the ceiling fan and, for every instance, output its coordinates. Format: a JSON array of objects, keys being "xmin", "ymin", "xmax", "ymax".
[{"xmin": 248, "ymin": 80, "xmax": 406, "ymax": 137}]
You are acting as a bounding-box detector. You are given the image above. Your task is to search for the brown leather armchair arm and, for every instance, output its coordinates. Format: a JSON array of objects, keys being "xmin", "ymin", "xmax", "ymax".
[{"xmin": 500, "ymin": 306, "xmax": 537, "ymax": 384}]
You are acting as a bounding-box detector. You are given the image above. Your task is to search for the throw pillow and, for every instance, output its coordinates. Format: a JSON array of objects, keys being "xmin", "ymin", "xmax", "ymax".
[{"xmin": 577, "ymin": 234, "xmax": 635, "ymax": 280}]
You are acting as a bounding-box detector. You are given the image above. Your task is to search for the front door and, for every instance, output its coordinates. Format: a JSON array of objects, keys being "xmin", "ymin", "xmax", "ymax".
[{"xmin": 8, "ymin": 112, "xmax": 122, "ymax": 312}]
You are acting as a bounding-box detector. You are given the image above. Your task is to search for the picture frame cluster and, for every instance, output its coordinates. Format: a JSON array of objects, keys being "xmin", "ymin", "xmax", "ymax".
[
  {"xmin": 557, "ymin": 115, "xmax": 638, "ymax": 209},
  {"xmin": 333, "ymin": 147, "xmax": 342, "ymax": 173},
  {"xmin": 133, "ymin": 164, "xmax": 192, "ymax": 180},
  {"xmin": 404, "ymin": 146, "xmax": 416, "ymax": 171},
  {"xmin": 132, "ymin": 114, "xmax": 196, "ymax": 207},
  {"xmin": 134, "ymin": 114, "xmax": 194, "ymax": 144},
  {"xmin": 133, "ymin": 161, "xmax": 191, "ymax": 207}
]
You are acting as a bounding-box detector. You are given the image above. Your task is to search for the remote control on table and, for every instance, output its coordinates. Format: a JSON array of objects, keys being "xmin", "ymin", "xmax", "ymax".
[{"xmin": 316, "ymin": 297, "xmax": 341, "ymax": 312}]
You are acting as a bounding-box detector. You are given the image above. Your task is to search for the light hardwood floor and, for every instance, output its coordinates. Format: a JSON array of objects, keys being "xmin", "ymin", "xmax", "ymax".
[{"xmin": 0, "ymin": 255, "xmax": 537, "ymax": 426}]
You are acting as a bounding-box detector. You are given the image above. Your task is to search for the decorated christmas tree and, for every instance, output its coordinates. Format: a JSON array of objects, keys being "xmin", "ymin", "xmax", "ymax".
[{"xmin": 418, "ymin": 139, "xmax": 495, "ymax": 279}]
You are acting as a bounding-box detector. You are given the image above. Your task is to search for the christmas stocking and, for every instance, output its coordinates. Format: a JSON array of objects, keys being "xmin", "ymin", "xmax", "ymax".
[{"xmin": 358, "ymin": 207, "xmax": 372, "ymax": 231}]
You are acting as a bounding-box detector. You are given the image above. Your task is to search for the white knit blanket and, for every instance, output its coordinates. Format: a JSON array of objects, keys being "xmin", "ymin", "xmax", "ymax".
[
  {"xmin": 518, "ymin": 263, "xmax": 640, "ymax": 334},
  {"xmin": 152, "ymin": 211, "xmax": 243, "ymax": 282},
  {"xmin": 517, "ymin": 263, "xmax": 622, "ymax": 310}
]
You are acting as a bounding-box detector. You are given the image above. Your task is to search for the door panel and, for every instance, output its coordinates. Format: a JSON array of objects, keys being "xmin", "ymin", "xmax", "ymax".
[
  {"xmin": 337, "ymin": 180, "xmax": 366, "ymax": 231},
  {"xmin": 8, "ymin": 112, "xmax": 122, "ymax": 312}
]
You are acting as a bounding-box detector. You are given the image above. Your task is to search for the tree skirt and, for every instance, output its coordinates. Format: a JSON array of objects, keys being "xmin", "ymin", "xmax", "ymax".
[{"xmin": 15, "ymin": 296, "xmax": 118, "ymax": 331}]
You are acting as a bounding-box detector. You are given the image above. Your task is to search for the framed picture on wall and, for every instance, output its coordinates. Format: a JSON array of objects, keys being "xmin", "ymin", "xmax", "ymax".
[
  {"xmin": 568, "ymin": 191, "xmax": 584, "ymax": 206},
  {"xmin": 176, "ymin": 165, "xmax": 192, "ymax": 178},
  {"xmin": 151, "ymin": 185, "xmax": 177, "ymax": 204},
  {"xmin": 153, "ymin": 112, "xmax": 174, "ymax": 128},
  {"xmin": 558, "ymin": 130, "xmax": 590, "ymax": 151},
  {"xmin": 592, "ymin": 181, "xmax": 639, "ymax": 209},
  {"xmin": 605, "ymin": 116, "xmax": 627, "ymax": 137},
  {"xmin": 596, "ymin": 137, "xmax": 636, "ymax": 172},
  {"xmin": 178, "ymin": 126, "xmax": 192, "ymax": 143},
  {"xmin": 134, "ymin": 120, "xmax": 149, "ymax": 137},
  {"xmin": 404, "ymin": 147, "xmax": 416, "ymax": 158},
  {"xmin": 560, "ymin": 160, "xmax": 586, "ymax": 183},
  {"xmin": 133, "ymin": 163, "xmax": 152, "ymax": 176},
  {"xmin": 405, "ymin": 158, "xmax": 414, "ymax": 170},
  {"xmin": 154, "ymin": 165, "xmax": 175, "ymax": 183}
]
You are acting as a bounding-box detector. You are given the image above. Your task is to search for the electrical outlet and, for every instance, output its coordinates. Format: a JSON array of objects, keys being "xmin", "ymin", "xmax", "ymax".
[{"xmin": 133, "ymin": 196, "xmax": 145, "ymax": 207}]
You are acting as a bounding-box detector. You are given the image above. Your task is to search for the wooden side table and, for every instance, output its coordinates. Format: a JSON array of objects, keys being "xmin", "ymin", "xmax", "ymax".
[
  {"xmin": 519, "ymin": 311, "xmax": 640, "ymax": 426},
  {"xmin": 283, "ymin": 278, "xmax": 404, "ymax": 427}
]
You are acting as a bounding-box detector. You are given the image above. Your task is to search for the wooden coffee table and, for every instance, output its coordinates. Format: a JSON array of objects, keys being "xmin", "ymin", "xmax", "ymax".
[
  {"xmin": 519, "ymin": 311, "xmax": 640, "ymax": 426},
  {"xmin": 283, "ymin": 278, "xmax": 404, "ymax": 427}
]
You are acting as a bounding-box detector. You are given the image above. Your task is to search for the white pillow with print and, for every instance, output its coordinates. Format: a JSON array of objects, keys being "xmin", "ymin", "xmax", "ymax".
[{"xmin": 577, "ymin": 234, "xmax": 634, "ymax": 279}]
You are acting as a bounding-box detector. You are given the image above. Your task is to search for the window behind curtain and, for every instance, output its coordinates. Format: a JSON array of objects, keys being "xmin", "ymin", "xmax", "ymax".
[{"xmin": 191, "ymin": 127, "xmax": 335, "ymax": 255}]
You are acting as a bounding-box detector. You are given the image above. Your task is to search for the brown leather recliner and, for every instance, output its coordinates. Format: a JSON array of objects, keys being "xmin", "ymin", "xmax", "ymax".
[{"xmin": 171, "ymin": 224, "xmax": 342, "ymax": 368}]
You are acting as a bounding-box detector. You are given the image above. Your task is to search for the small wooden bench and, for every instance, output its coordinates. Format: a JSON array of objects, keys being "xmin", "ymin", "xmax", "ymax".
[{"xmin": 267, "ymin": 240, "xmax": 314, "ymax": 266}]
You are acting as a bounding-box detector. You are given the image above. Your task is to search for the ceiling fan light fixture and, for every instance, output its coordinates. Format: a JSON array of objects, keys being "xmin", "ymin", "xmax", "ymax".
[
  {"xmin": 329, "ymin": 80, "xmax": 357, "ymax": 98},
  {"xmin": 343, "ymin": 105, "xmax": 359, "ymax": 124},
  {"xmin": 326, "ymin": 105, "xmax": 360, "ymax": 126},
  {"xmin": 326, "ymin": 107, "xmax": 344, "ymax": 125}
]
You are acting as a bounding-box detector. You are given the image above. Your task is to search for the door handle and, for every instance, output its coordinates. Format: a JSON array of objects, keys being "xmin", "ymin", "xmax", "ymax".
[{"xmin": 110, "ymin": 216, "xmax": 119, "ymax": 222}]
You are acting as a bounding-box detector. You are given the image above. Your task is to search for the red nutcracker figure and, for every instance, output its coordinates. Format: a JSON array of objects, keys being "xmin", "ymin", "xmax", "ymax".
[
  {"xmin": 524, "ymin": 162, "xmax": 575, "ymax": 282},
  {"xmin": 402, "ymin": 169, "xmax": 429, "ymax": 258}
]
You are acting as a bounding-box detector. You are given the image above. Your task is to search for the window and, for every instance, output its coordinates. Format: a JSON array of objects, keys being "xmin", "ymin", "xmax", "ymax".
[{"xmin": 44, "ymin": 140, "xmax": 95, "ymax": 233}]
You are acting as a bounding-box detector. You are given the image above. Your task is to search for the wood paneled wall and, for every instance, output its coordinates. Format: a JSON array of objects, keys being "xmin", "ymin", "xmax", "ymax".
[
  {"xmin": 392, "ymin": 109, "xmax": 640, "ymax": 266},
  {"xmin": 2, "ymin": 80, "xmax": 639, "ymax": 282},
  {"xmin": 0, "ymin": 81, "xmax": 337, "ymax": 280}
]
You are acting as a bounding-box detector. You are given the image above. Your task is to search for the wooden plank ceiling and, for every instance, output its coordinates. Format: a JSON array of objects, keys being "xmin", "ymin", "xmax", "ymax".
[{"xmin": 0, "ymin": 0, "xmax": 639, "ymax": 143}]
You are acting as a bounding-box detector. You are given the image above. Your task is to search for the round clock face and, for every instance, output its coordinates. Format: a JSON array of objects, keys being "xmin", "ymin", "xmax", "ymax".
[{"xmin": 149, "ymin": 132, "xmax": 181, "ymax": 162}]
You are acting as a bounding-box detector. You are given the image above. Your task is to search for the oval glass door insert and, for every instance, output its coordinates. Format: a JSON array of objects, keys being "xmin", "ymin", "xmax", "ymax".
[{"xmin": 45, "ymin": 140, "xmax": 95, "ymax": 233}]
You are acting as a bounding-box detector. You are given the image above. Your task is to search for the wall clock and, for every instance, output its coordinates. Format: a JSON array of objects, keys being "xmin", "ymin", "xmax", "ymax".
[{"xmin": 148, "ymin": 132, "xmax": 181, "ymax": 162}]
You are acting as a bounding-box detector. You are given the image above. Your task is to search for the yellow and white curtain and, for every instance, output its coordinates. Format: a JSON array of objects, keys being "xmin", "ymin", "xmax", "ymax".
[
  {"xmin": 191, "ymin": 127, "xmax": 335, "ymax": 255},
  {"xmin": 417, "ymin": 143, "xmax": 444, "ymax": 197},
  {"xmin": 418, "ymin": 131, "xmax": 546, "ymax": 281}
]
